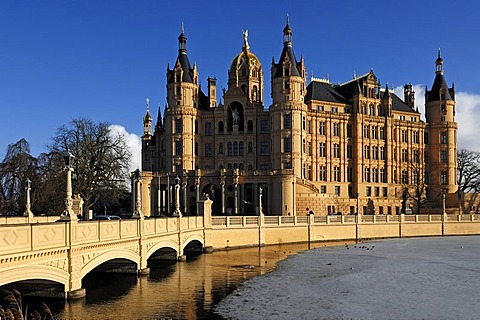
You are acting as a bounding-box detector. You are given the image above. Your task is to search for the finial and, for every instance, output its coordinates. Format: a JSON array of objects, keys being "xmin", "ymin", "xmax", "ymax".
[
  {"xmin": 242, "ymin": 29, "xmax": 250, "ymax": 50},
  {"xmin": 181, "ymin": 22, "xmax": 184, "ymax": 34},
  {"xmin": 146, "ymin": 98, "xmax": 150, "ymax": 111},
  {"xmin": 438, "ymin": 48, "xmax": 441, "ymax": 58},
  {"xmin": 286, "ymin": 14, "xmax": 290, "ymax": 26},
  {"xmin": 353, "ymin": 71, "xmax": 356, "ymax": 79}
]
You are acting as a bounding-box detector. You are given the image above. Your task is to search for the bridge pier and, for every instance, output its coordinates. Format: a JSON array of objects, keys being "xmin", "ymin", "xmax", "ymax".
[
  {"xmin": 138, "ymin": 267, "xmax": 150, "ymax": 276},
  {"xmin": 67, "ymin": 288, "xmax": 86, "ymax": 299}
]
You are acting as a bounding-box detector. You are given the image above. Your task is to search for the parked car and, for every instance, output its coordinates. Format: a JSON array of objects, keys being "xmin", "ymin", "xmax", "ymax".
[{"xmin": 94, "ymin": 215, "xmax": 121, "ymax": 221}]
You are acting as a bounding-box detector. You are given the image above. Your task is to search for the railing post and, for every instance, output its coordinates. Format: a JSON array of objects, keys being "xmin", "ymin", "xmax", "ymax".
[
  {"xmin": 399, "ymin": 214, "xmax": 405, "ymax": 238},
  {"xmin": 258, "ymin": 213, "xmax": 265, "ymax": 247},
  {"xmin": 308, "ymin": 213, "xmax": 315, "ymax": 243}
]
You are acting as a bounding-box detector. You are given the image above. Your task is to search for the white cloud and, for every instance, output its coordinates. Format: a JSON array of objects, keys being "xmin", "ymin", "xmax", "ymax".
[
  {"xmin": 109, "ymin": 124, "xmax": 142, "ymax": 174},
  {"xmin": 394, "ymin": 84, "xmax": 480, "ymax": 152}
]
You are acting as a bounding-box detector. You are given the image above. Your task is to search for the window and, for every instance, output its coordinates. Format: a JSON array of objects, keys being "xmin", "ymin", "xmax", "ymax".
[
  {"xmin": 347, "ymin": 144, "xmax": 353, "ymax": 159},
  {"xmin": 441, "ymin": 132, "xmax": 447, "ymax": 144},
  {"xmin": 402, "ymin": 130, "xmax": 408, "ymax": 143},
  {"xmin": 347, "ymin": 124, "xmax": 353, "ymax": 138},
  {"xmin": 205, "ymin": 143, "xmax": 212, "ymax": 157},
  {"xmin": 364, "ymin": 146, "xmax": 370, "ymax": 159},
  {"xmin": 331, "ymin": 107, "xmax": 338, "ymax": 113},
  {"xmin": 239, "ymin": 142, "xmax": 244, "ymax": 156},
  {"xmin": 365, "ymin": 167, "xmax": 370, "ymax": 182},
  {"xmin": 218, "ymin": 143, "xmax": 223, "ymax": 154},
  {"xmin": 247, "ymin": 120, "xmax": 253, "ymax": 132},
  {"xmin": 372, "ymin": 126, "xmax": 378, "ymax": 139},
  {"xmin": 302, "ymin": 139, "xmax": 306, "ymax": 153},
  {"xmin": 284, "ymin": 161, "xmax": 292, "ymax": 169},
  {"xmin": 347, "ymin": 167, "xmax": 353, "ymax": 182},
  {"xmin": 366, "ymin": 186, "xmax": 371, "ymax": 197},
  {"xmin": 335, "ymin": 186, "xmax": 341, "ymax": 196},
  {"xmin": 402, "ymin": 170, "xmax": 409, "ymax": 184},
  {"xmin": 233, "ymin": 142, "xmax": 238, "ymax": 156},
  {"xmin": 413, "ymin": 170, "xmax": 419, "ymax": 184},
  {"xmin": 402, "ymin": 149, "xmax": 408, "ymax": 162},
  {"xmin": 175, "ymin": 140, "xmax": 182, "ymax": 156},
  {"xmin": 399, "ymin": 115, "xmax": 406, "ymax": 120},
  {"xmin": 333, "ymin": 144, "xmax": 340, "ymax": 158},
  {"xmin": 195, "ymin": 142, "xmax": 198, "ymax": 156},
  {"xmin": 321, "ymin": 185, "xmax": 327, "ymax": 194},
  {"xmin": 414, "ymin": 150, "xmax": 419, "ymax": 163},
  {"xmin": 364, "ymin": 125, "xmax": 370, "ymax": 138},
  {"xmin": 319, "ymin": 142, "xmax": 326, "ymax": 157},
  {"xmin": 307, "ymin": 120, "xmax": 311, "ymax": 133},
  {"xmin": 205, "ymin": 122, "xmax": 212, "ymax": 136},
  {"xmin": 383, "ymin": 187, "xmax": 388, "ymax": 197},
  {"xmin": 175, "ymin": 119, "xmax": 182, "ymax": 133},
  {"xmin": 284, "ymin": 114, "xmax": 291, "ymax": 129},
  {"xmin": 227, "ymin": 142, "xmax": 232, "ymax": 156},
  {"xmin": 334, "ymin": 166, "xmax": 340, "ymax": 182},
  {"xmin": 413, "ymin": 131, "xmax": 419, "ymax": 143},
  {"xmin": 380, "ymin": 168, "xmax": 385, "ymax": 183},
  {"xmin": 380, "ymin": 146, "xmax": 385, "ymax": 160},
  {"xmin": 283, "ymin": 137, "xmax": 291, "ymax": 152},
  {"xmin": 319, "ymin": 166, "xmax": 326, "ymax": 181},
  {"xmin": 307, "ymin": 141, "xmax": 311, "ymax": 156},
  {"xmin": 284, "ymin": 80, "xmax": 290, "ymax": 90},
  {"xmin": 260, "ymin": 120, "xmax": 268, "ymax": 134},
  {"xmin": 302, "ymin": 117, "xmax": 306, "ymax": 130},
  {"xmin": 248, "ymin": 142, "xmax": 253, "ymax": 153},
  {"xmin": 370, "ymin": 105, "xmax": 375, "ymax": 115},
  {"xmin": 441, "ymin": 171, "xmax": 448, "ymax": 184},
  {"xmin": 372, "ymin": 168, "xmax": 378, "ymax": 183},
  {"xmin": 284, "ymin": 67, "xmax": 289, "ymax": 76},
  {"xmin": 371, "ymin": 146, "xmax": 378, "ymax": 160},
  {"xmin": 333, "ymin": 123, "xmax": 339, "ymax": 136},
  {"xmin": 441, "ymin": 150, "xmax": 447, "ymax": 163},
  {"xmin": 260, "ymin": 141, "xmax": 269, "ymax": 155},
  {"xmin": 319, "ymin": 122, "xmax": 325, "ymax": 135},
  {"xmin": 379, "ymin": 126, "xmax": 385, "ymax": 139},
  {"xmin": 374, "ymin": 187, "xmax": 379, "ymax": 197}
]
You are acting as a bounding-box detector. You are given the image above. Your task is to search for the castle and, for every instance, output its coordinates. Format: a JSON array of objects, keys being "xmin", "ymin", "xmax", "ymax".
[{"xmin": 138, "ymin": 18, "xmax": 458, "ymax": 216}]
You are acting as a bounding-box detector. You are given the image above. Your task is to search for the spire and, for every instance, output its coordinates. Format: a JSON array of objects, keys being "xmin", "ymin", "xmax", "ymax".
[
  {"xmin": 144, "ymin": 98, "xmax": 152, "ymax": 122},
  {"xmin": 283, "ymin": 14, "xmax": 292, "ymax": 46},
  {"xmin": 156, "ymin": 103, "xmax": 163, "ymax": 128},
  {"xmin": 383, "ymin": 82, "xmax": 390, "ymax": 99},
  {"xmin": 178, "ymin": 22, "xmax": 187, "ymax": 54},
  {"xmin": 435, "ymin": 48, "xmax": 444, "ymax": 75}
]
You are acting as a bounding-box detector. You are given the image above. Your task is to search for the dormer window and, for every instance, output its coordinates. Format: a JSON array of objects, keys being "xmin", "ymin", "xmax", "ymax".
[{"xmin": 284, "ymin": 68, "xmax": 289, "ymax": 77}]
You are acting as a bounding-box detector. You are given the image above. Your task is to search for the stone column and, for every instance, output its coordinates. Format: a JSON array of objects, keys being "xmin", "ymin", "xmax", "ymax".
[
  {"xmin": 132, "ymin": 169, "xmax": 142, "ymax": 218},
  {"xmin": 195, "ymin": 177, "xmax": 200, "ymax": 215},
  {"xmin": 173, "ymin": 176, "xmax": 182, "ymax": 217},
  {"xmin": 234, "ymin": 183, "xmax": 238, "ymax": 215},
  {"xmin": 182, "ymin": 176, "xmax": 187, "ymax": 214},
  {"xmin": 167, "ymin": 173, "xmax": 171, "ymax": 215},
  {"xmin": 259, "ymin": 187, "xmax": 264, "ymax": 215},
  {"xmin": 220, "ymin": 175, "xmax": 225, "ymax": 215}
]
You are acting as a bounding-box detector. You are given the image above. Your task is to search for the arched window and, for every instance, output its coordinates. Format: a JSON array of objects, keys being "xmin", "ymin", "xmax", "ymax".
[
  {"xmin": 370, "ymin": 104, "xmax": 375, "ymax": 115},
  {"xmin": 241, "ymin": 69, "xmax": 246, "ymax": 76},
  {"xmin": 219, "ymin": 143, "xmax": 223, "ymax": 154},
  {"xmin": 233, "ymin": 142, "xmax": 238, "ymax": 156},
  {"xmin": 248, "ymin": 120, "xmax": 253, "ymax": 132},
  {"xmin": 239, "ymin": 142, "xmax": 244, "ymax": 156},
  {"xmin": 239, "ymin": 163, "xmax": 244, "ymax": 170},
  {"xmin": 227, "ymin": 163, "xmax": 232, "ymax": 169},
  {"xmin": 228, "ymin": 142, "xmax": 232, "ymax": 156},
  {"xmin": 248, "ymin": 142, "xmax": 253, "ymax": 153},
  {"xmin": 233, "ymin": 163, "xmax": 238, "ymax": 169},
  {"xmin": 218, "ymin": 121, "xmax": 224, "ymax": 133}
]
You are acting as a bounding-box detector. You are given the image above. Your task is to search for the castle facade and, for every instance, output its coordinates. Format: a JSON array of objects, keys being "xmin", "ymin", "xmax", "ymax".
[{"xmin": 138, "ymin": 19, "xmax": 458, "ymax": 216}]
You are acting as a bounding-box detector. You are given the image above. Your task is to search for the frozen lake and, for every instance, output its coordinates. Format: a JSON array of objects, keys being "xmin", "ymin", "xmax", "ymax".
[{"xmin": 216, "ymin": 236, "xmax": 480, "ymax": 320}]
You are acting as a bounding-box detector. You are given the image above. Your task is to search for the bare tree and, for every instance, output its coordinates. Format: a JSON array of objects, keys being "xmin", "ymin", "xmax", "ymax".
[
  {"xmin": 49, "ymin": 118, "xmax": 131, "ymax": 218},
  {"xmin": 457, "ymin": 149, "xmax": 480, "ymax": 212},
  {"xmin": 0, "ymin": 139, "xmax": 37, "ymax": 214},
  {"xmin": 401, "ymin": 155, "xmax": 430, "ymax": 214}
]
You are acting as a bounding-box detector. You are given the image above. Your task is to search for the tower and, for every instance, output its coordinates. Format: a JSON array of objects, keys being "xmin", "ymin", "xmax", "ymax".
[
  {"xmin": 165, "ymin": 24, "xmax": 200, "ymax": 173},
  {"xmin": 141, "ymin": 98, "xmax": 153, "ymax": 170},
  {"xmin": 425, "ymin": 49, "xmax": 458, "ymax": 197},
  {"xmin": 270, "ymin": 15, "xmax": 306, "ymax": 175}
]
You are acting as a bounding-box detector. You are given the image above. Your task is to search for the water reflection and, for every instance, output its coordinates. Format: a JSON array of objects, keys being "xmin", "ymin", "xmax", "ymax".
[{"xmin": 54, "ymin": 242, "xmax": 343, "ymax": 319}]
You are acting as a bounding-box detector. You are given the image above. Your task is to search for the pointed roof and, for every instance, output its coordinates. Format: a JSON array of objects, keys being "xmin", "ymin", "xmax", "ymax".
[
  {"xmin": 168, "ymin": 24, "xmax": 194, "ymax": 84},
  {"xmin": 426, "ymin": 50, "xmax": 453, "ymax": 102},
  {"xmin": 383, "ymin": 82, "xmax": 390, "ymax": 99},
  {"xmin": 273, "ymin": 16, "xmax": 301, "ymax": 78}
]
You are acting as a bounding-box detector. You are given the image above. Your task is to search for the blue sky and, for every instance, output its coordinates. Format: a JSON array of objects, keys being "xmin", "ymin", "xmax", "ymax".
[{"xmin": 1, "ymin": 0, "xmax": 480, "ymax": 165}]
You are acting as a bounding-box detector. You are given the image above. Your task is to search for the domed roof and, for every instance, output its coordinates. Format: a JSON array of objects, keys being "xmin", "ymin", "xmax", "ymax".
[{"xmin": 230, "ymin": 49, "xmax": 261, "ymax": 72}]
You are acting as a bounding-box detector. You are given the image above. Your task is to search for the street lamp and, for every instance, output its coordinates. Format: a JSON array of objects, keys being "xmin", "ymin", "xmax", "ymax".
[
  {"xmin": 173, "ymin": 175, "xmax": 182, "ymax": 217},
  {"xmin": 259, "ymin": 187, "xmax": 264, "ymax": 215},
  {"xmin": 23, "ymin": 178, "xmax": 33, "ymax": 218},
  {"xmin": 355, "ymin": 192, "xmax": 359, "ymax": 215},
  {"xmin": 132, "ymin": 169, "xmax": 142, "ymax": 218},
  {"xmin": 60, "ymin": 152, "xmax": 77, "ymax": 221}
]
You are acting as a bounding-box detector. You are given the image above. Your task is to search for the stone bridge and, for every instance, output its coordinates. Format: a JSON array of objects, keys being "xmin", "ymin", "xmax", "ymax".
[{"xmin": 2, "ymin": 201, "xmax": 480, "ymax": 298}]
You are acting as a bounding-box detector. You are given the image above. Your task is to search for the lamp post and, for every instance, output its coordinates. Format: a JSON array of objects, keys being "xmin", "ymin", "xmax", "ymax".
[
  {"xmin": 259, "ymin": 187, "xmax": 264, "ymax": 215},
  {"xmin": 23, "ymin": 178, "xmax": 33, "ymax": 218},
  {"xmin": 356, "ymin": 192, "xmax": 359, "ymax": 215},
  {"xmin": 132, "ymin": 169, "xmax": 142, "ymax": 218},
  {"xmin": 60, "ymin": 152, "xmax": 77, "ymax": 221},
  {"xmin": 442, "ymin": 190, "xmax": 446, "ymax": 216},
  {"xmin": 173, "ymin": 175, "xmax": 182, "ymax": 217}
]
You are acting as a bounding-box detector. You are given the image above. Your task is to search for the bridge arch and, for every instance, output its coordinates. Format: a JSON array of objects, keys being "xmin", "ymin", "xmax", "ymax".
[
  {"xmin": 80, "ymin": 249, "xmax": 140, "ymax": 279},
  {"xmin": 1, "ymin": 265, "xmax": 69, "ymax": 288},
  {"xmin": 182, "ymin": 234, "xmax": 205, "ymax": 251},
  {"xmin": 146, "ymin": 239, "xmax": 179, "ymax": 260}
]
